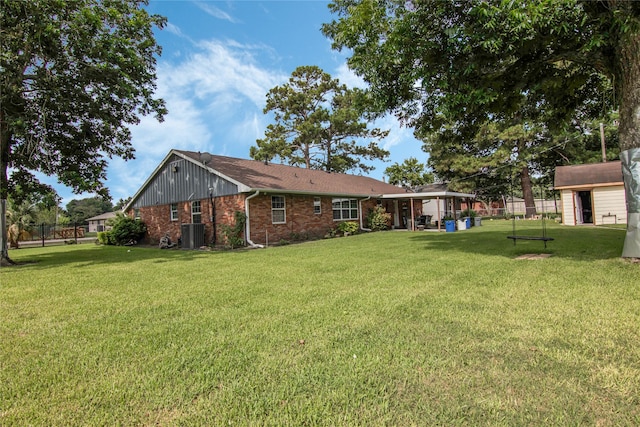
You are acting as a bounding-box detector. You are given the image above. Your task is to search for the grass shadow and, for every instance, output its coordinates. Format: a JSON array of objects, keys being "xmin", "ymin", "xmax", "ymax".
[
  {"xmin": 408, "ymin": 221, "xmax": 626, "ymax": 261},
  {"xmin": 5, "ymin": 243, "xmax": 248, "ymax": 271}
]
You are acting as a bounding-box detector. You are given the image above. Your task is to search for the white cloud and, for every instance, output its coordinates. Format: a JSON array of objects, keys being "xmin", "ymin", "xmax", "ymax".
[
  {"xmin": 334, "ymin": 62, "xmax": 367, "ymax": 89},
  {"xmin": 164, "ymin": 40, "xmax": 286, "ymax": 109},
  {"xmin": 195, "ymin": 2, "xmax": 238, "ymax": 23},
  {"xmin": 103, "ymin": 38, "xmax": 288, "ymax": 201},
  {"xmin": 165, "ymin": 22, "xmax": 183, "ymax": 37}
]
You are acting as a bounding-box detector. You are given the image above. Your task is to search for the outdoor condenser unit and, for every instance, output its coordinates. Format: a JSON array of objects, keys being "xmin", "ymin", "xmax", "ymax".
[{"xmin": 180, "ymin": 223, "xmax": 205, "ymax": 249}]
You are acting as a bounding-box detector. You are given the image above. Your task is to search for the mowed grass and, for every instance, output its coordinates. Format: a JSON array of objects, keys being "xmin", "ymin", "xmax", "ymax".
[{"xmin": 1, "ymin": 221, "xmax": 638, "ymax": 426}]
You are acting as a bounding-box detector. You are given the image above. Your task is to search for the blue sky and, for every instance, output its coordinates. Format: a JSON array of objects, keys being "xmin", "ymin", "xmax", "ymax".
[{"xmin": 47, "ymin": 0, "xmax": 426, "ymax": 207}]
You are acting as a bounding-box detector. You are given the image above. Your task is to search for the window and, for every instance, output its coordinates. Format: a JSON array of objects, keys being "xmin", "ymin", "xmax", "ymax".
[
  {"xmin": 272, "ymin": 196, "xmax": 286, "ymax": 224},
  {"xmin": 134, "ymin": 208, "xmax": 141, "ymax": 220},
  {"xmin": 313, "ymin": 197, "xmax": 321, "ymax": 214},
  {"xmin": 170, "ymin": 203, "xmax": 178, "ymax": 221},
  {"xmin": 332, "ymin": 198, "xmax": 359, "ymax": 220},
  {"xmin": 191, "ymin": 201, "xmax": 202, "ymax": 223}
]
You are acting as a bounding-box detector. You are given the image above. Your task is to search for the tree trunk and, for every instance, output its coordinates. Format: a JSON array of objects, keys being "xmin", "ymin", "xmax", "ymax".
[
  {"xmin": 0, "ymin": 113, "xmax": 14, "ymax": 266},
  {"xmin": 617, "ymin": 27, "xmax": 640, "ymax": 259},
  {"xmin": 520, "ymin": 166, "xmax": 537, "ymax": 218},
  {"xmin": 0, "ymin": 199, "xmax": 13, "ymax": 266}
]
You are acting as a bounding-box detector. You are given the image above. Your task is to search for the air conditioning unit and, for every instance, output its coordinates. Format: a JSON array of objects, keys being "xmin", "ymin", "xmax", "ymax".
[{"xmin": 181, "ymin": 223, "xmax": 205, "ymax": 249}]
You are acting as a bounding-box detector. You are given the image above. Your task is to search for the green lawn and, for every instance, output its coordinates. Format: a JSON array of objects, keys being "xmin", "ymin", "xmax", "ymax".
[{"xmin": 1, "ymin": 221, "xmax": 638, "ymax": 426}]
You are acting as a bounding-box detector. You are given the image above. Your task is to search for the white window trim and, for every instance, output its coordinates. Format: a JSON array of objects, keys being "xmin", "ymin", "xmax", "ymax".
[
  {"xmin": 332, "ymin": 198, "xmax": 359, "ymax": 221},
  {"xmin": 272, "ymin": 195, "xmax": 286, "ymax": 224},
  {"xmin": 313, "ymin": 197, "xmax": 322, "ymax": 214},
  {"xmin": 191, "ymin": 201, "xmax": 202, "ymax": 224},
  {"xmin": 170, "ymin": 203, "xmax": 178, "ymax": 221}
]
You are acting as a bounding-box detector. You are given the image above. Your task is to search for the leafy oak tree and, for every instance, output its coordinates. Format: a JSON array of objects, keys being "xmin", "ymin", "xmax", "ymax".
[
  {"xmin": 424, "ymin": 120, "xmax": 541, "ymax": 215},
  {"xmin": 384, "ymin": 157, "xmax": 433, "ymax": 189},
  {"xmin": 250, "ymin": 65, "xmax": 389, "ymax": 174},
  {"xmin": 66, "ymin": 196, "xmax": 113, "ymax": 224},
  {"xmin": 0, "ymin": 0, "xmax": 167, "ymax": 264},
  {"xmin": 324, "ymin": 0, "xmax": 640, "ymax": 258}
]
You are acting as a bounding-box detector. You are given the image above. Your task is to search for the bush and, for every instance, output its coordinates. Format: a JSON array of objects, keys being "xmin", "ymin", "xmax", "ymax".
[
  {"xmin": 337, "ymin": 221, "xmax": 359, "ymax": 235},
  {"xmin": 220, "ymin": 211, "xmax": 246, "ymax": 249},
  {"xmin": 96, "ymin": 231, "xmax": 115, "ymax": 245},
  {"xmin": 367, "ymin": 206, "xmax": 391, "ymax": 231},
  {"xmin": 107, "ymin": 214, "xmax": 147, "ymax": 245},
  {"xmin": 461, "ymin": 209, "xmax": 477, "ymax": 218}
]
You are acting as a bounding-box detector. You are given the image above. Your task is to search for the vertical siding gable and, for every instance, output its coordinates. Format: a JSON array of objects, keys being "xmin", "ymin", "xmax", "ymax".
[{"xmin": 132, "ymin": 155, "xmax": 240, "ymax": 208}]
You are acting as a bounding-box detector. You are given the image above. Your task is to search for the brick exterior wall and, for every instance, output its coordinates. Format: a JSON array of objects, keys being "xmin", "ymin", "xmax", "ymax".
[
  {"xmin": 130, "ymin": 193, "xmax": 420, "ymax": 247},
  {"xmin": 131, "ymin": 194, "xmax": 245, "ymax": 245},
  {"xmin": 246, "ymin": 194, "xmax": 385, "ymax": 245}
]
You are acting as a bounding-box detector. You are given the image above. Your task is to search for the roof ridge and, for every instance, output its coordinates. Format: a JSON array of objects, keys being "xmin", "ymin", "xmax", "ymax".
[{"xmin": 174, "ymin": 149, "xmax": 390, "ymax": 181}]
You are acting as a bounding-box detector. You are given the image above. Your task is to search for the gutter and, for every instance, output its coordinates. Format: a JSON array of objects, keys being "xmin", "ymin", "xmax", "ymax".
[
  {"xmin": 244, "ymin": 190, "xmax": 264, "ymax": 248},
  {"xmin": 359, "ymin": 196, "xmax": 374, "ymax": 231}
]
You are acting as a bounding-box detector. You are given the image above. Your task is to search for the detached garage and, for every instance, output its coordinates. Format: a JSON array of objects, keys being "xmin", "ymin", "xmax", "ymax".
[{"xmin": 554, "ymin": 161, "xmax": 626, "ymax": 226}]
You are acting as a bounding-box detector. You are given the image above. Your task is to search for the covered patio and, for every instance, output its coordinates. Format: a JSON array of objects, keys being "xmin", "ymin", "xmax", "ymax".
[{"xmin": 381, "ymin": 183, "xmax": 476, "ymax": 231}]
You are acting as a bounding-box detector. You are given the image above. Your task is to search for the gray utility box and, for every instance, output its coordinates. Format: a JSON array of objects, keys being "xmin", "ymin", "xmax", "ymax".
[{"xmin": 181, "ymin": 223, "xmax": 205, "ymax": 249}]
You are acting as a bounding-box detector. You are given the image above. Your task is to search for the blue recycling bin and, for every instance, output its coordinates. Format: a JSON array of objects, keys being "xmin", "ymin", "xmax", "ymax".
[
  {"xmin": 466, "ymin": 217, "xmax": 471, "ymax": 229},
  {"xmin": 445, "ymin": 220, "xmax": 455, "ymax": 232}
]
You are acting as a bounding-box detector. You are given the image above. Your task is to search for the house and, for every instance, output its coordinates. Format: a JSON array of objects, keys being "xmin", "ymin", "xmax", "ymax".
[
  {"xmin": 124, "ymin": 150, "xmax": 435, "ymax": 247},
  {"xmin": 86, "ymin": 211, "xmax": 118, "ymax": 232},
  {"xmin": 554, "ymin": 161, "xmax": 626, "ymax": 226}
]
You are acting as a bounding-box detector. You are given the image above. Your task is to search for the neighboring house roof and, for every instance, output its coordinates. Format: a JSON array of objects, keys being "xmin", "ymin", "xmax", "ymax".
[
  {"xmin": 554, "ymin": 161, "xmax": 623, "ymax": 189},
  {"xmin": 86, "ymin": 211, "xmax": 118, "ymax": 222},
  {"xmin": 175, "ymin": 150, "xmax": 411, "ymax": 196}
]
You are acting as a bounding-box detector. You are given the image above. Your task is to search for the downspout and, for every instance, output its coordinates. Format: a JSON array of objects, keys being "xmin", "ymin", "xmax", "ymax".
[
  {"xmin": 359, "ymin": 196, "xmax": 373, "ymax": 231},
  {"xmin": 245, "ymin": 190, "xmax": 264, "ymax": 248},
  {"xmin": 209, "ymin": 192, "xmax": 216, "ymax": 245}
]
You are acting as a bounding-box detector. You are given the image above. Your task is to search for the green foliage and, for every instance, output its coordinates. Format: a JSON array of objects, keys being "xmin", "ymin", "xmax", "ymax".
[
  {"xmin": 250, "ymin": 65, "xmax": 389, "ymax": 174},
  {"xmin": 367, "ymin": 205, "xmax": 391, "ymax": 231},
  {"xmin": 107, "ymin": 214, "xmax": 147, "ymax": 245},
  {"xmin": 6, "ymin": 171, "xmax": 59, "ymax": 207},
  {"xmin": 1, "ymin": 0, "xmax": 166, "ymax": 260},
  {"xmin": 1, "ymin": 0, "xmax": 167, "ymax": 199},
  {"xmin": 6, "ymin": 199, "xmax": 35, "ymax": 248},
  {"xmin": 113, "ymin": 197, "xmax": 132, "ymax": 211},
  {"xmin": 323, "ymin": 0, "xmax": 640, "ymax": 225},
  {"xmin": 6, "ymin": 199, "xmax": 34, "ymax": 228},
  {"xmin": 323, "ymin": 0, "xmax": 627, "ymax": 137},
  {"xmin": 460, "ymin": 209, "xmax": 477, "ymax": 218},
  {"xmin": 384, "ymin": 157, "xmax": 434, "ymax": 189},
  {"xmin": 288, "ymin": 232, "xmax": 310, "ymax": 242},
  {"xmin": 324, "ymin": 227, "xmax": 338, "ymax": 238},
  {"xmin": 220, "ymin": 211, "xmax": 246, "ymax": 249},
  {"xmin": 337, "ymin": 221, "xmax": 359, "ymax": 234},
  {"xmin": 66, "ymin": 197, "xmax": 113, "ymax": 224},
  {"xmin": 96, "ymin": 231, "xmax": 114, "ymax": 245}
]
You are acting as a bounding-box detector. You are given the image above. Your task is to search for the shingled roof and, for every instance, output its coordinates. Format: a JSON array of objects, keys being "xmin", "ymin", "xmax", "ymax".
[
  {"xmin": 554, "ymin": 161, "xmax": 623, "ymax": 189},
  {"xmin": 176, "ymin": 150, "xmax": 410, "ymax": 197}
]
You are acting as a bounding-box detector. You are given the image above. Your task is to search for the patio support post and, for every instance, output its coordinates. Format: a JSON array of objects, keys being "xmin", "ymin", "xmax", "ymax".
[
  {"xmin": 437, "ymin": 196, "xmax": 441, "ymax": 231},
  {"xmin": 410, "ymin": 198, "xmax": 415, "ymax": 231}
]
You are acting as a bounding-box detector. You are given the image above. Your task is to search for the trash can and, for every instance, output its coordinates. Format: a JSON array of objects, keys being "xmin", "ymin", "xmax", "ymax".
[
  {"xmin": 457, "ymin": 219, "xmax": 467, "ymax": 230},
  {"xmin": 465, "ymin": 217, "xmax": 471, "ymax": 229},
  {"xmin": 474, "ymin": 217, "xmax": 482, "ymax": 227},
  {"xmin": 445, "ymin": 220, "xmax": 456, "ymax": 232}
]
